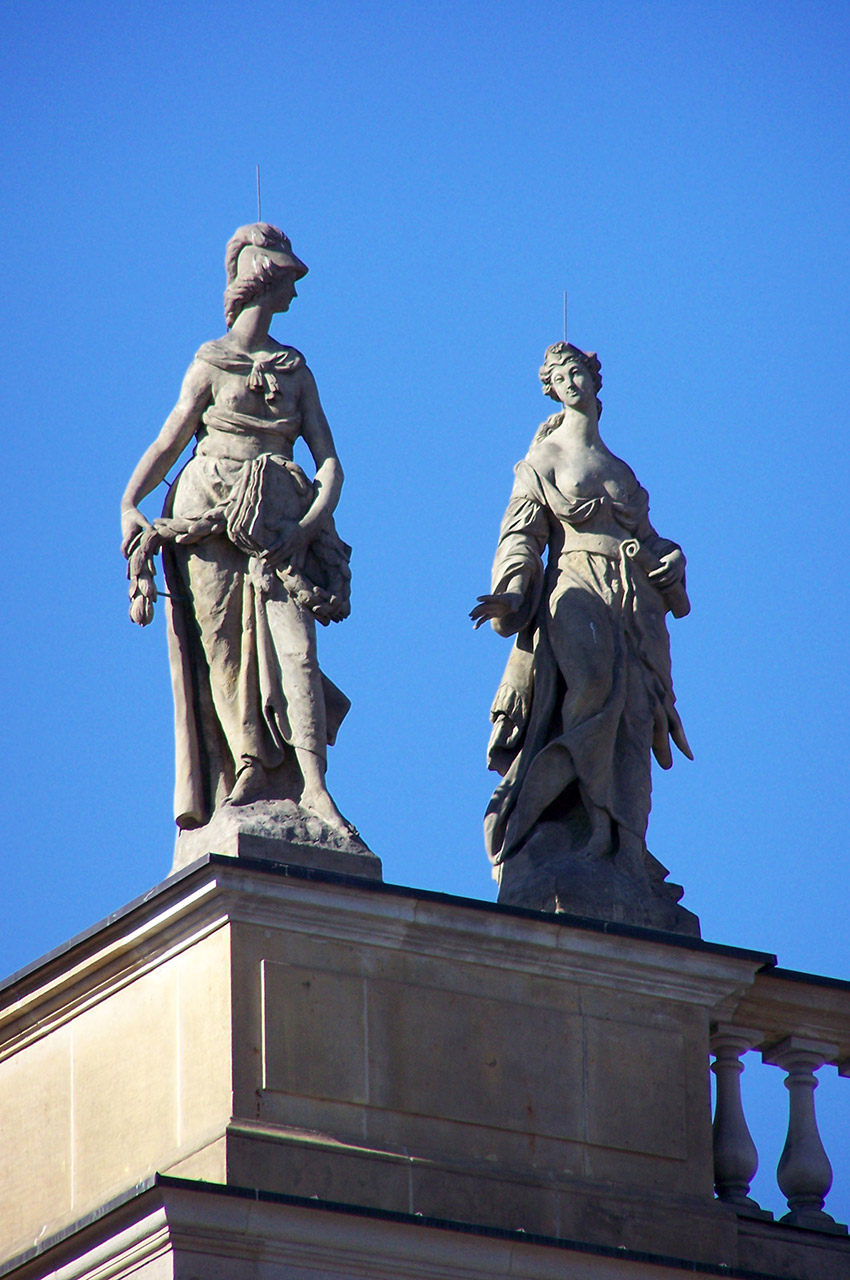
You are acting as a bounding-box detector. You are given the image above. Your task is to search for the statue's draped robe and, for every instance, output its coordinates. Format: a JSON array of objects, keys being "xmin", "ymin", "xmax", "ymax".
[
  {"xmin": 485, "ymin": 459, "xmax": 688, "ymax": 866},
  {"xmin": 162, "ymin": 342, "xmax": 350, "ymax": 829}
]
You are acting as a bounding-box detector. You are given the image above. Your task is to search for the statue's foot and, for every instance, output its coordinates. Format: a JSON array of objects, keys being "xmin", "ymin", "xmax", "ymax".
[
  {"xmin": 301, "ymin": 787, "xmax": 360, "ymax": 839},
  {"xmin": 228, "ymin": 758, "xmax": 269, "ymax": 806}
]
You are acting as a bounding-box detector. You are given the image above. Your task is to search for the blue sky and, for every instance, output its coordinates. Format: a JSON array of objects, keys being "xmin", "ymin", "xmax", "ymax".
[{"xmin": 2, "ymin": 0, "xmax": 849, "ymax": 1225}]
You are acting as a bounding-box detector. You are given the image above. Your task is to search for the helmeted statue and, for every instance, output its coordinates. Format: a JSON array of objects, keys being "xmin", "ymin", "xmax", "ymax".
[
  {"xmin": 472, "ymin": 342, "xmax": 697, "ymax": 933},
  {"xmin": 121, "ymin": 224, "xmax": 367, "ymax": 865}
]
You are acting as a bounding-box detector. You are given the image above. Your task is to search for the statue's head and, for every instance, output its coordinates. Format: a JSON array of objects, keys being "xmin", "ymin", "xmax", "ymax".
[
  {"xmin": 539, "ymin": 342, "xmax": 603, "ymax": 418},
  {"xmin": 223, "ymin": 223, "xmax": 309, "ymax": 327}
]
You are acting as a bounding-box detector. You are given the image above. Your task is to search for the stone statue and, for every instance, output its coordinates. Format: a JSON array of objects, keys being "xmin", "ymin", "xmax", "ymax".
[
  {"xmin": 121, "ymin": 223, "xmax": 373, "ymax": 871},
  {"xmin": 471, "ymin": 342, "xmax": 697, "ymax": 933}
]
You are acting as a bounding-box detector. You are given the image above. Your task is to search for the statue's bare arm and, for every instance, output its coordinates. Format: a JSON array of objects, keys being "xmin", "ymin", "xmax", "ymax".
[
  {"xmin": 120, "ymin": 360, "xmax": 213, "ymax": 554},
  {"xmin": 298, "ymin": 367, "xmax": 344, "ymax": 528},
  {"xmin": 265, "ymin": 368, "xmax": 344, "ymax": 568}
]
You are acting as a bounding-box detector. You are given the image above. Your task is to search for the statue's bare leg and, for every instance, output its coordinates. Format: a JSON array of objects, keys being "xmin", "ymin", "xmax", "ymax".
[{"xmin": 296, "ymin": 746, "xmax": 357, "ymax": 835}]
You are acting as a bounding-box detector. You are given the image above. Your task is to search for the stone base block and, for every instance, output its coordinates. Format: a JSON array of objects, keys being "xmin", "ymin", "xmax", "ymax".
[
  {"xmin": 172, "ymin": 797, "xmax": 382, "ymax": 879},
  {"xmin": 496, "ymin": 821, "xmax": 700, "ymax": 936}
]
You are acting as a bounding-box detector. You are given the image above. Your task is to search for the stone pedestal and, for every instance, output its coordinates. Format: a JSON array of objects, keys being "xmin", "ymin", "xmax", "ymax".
[
  {"xmin": 495, "ymin": 827, "xmax": 700, "ymax": 935},
  {"xmin": 1, "ymin": 855, "xmax": 848, "ymax": 1280},
  {"xmin": 172, "ymin": 797, "xmax": 381, "ymax": 878}
]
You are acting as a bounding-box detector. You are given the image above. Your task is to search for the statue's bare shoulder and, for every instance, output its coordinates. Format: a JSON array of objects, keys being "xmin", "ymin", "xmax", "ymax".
[{"xmin": 527, "ymin": 430, "xmax": 640, "ymax": 503}]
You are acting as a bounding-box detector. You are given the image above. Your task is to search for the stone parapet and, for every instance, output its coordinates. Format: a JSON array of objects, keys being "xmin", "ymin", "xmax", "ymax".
[{"xmin": 0, "ymin": 856, "xmax": 847, "ymax": 1278}]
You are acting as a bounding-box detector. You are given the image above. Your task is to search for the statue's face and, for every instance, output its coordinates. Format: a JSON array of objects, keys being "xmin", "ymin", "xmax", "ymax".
[
  {"xmin": 266, "ymin": 270, "xmax": 298, "ymax": 313},
  {"xmin": 549, "ymin": 358, "xmax": 596, "ymax": 411}
]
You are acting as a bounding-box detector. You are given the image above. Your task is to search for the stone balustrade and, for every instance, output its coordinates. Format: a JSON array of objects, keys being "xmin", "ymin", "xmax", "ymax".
[{"xmin": 711, "ymin": 966, "xmax": 850, "ymax": 1235}]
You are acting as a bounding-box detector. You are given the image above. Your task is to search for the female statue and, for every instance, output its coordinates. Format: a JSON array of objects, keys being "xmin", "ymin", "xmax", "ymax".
[
  {"xmin": 471, "ymin": 343, "xmax": 696, "ymax": 930},
  {"xmin": 121, "ymin": 223, "xmax": 355, "ymax": 838}
]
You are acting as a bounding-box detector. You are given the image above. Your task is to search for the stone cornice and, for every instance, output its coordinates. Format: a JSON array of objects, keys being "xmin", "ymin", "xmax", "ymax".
[{"xmin": 0, "ymin": 855, "xmax": 785, "ymax": 1057}]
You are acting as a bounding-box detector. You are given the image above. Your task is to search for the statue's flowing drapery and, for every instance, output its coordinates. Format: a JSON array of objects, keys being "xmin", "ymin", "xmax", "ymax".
[
  {"xmin": 484, "ymin": 459, "xmax": 689, "ymax": 867},
  {"xmin": 162, "ymin": 342, "xmax": 351, "ymax": 829}
]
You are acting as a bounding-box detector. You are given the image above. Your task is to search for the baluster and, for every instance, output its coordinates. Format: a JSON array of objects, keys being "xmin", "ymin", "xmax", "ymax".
[
  {"xmin": 710, "ymin": 1025, "xmax": 772, "ymax": 1219},
  {"xmin": 762, "ymin": 1036, "xmax": 847, "ymax": 1234}
]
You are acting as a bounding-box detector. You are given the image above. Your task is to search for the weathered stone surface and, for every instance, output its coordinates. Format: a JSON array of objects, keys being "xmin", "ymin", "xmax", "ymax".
[
  {"xmin": 172, "ymin": 798, "xmax": 380, "ymax": 877},
  {"xmin": 473, "ymin": 341, "xmax": 695, "ymax": 933}
]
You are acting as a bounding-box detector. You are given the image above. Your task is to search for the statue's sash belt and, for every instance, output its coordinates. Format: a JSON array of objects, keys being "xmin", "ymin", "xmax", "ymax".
[{"xmin": 557, "ymin": 533, "xmax": 628, "ymax": 560}]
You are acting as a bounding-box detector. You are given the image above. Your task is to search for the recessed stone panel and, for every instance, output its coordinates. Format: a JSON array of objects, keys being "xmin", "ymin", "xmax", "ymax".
[
  {"xmin": 262, "ymin": 960, "xmax": 367, "ymax": 1102},
  {"xmin": 366, "ymin": 978, "xmax": 584, "ymax": 1140},
  {"xmin": 585, "ymin": 1016, "xmax": 686, "ymax": 1158}
]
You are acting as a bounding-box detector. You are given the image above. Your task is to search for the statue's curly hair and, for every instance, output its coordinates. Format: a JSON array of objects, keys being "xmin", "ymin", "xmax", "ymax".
[
  {"xmin": 223, "ymin": 223, "xmax": 299, "ymax": 327},
  {"xmin": 539, "ymin": 342, "xmax": 603, "ymax": 416},
  {"xmin": 531, "ymin": 343, "xmax": 604, "ymax": 444}
]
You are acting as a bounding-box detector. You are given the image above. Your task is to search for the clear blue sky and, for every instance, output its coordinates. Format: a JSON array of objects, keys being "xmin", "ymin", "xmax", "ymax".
[{"xmin": 2, "ymin": 0, "xmax": 849, "ymax": 1225}]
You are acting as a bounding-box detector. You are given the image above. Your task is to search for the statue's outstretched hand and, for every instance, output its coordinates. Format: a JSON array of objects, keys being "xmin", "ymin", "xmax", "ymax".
[
  {"xmin": 121, "ymin": 507, "xmax": 153, "ymax": 559},
  {"xmin": 470, "ymin": 593, "xmax": 523, "ymax": 630}
]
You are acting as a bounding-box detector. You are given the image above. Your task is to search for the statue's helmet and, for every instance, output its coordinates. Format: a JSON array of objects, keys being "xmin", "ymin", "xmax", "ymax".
[{"xmin": 223, "ymin": 223, "xmax": 308, "ymax": 326}]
